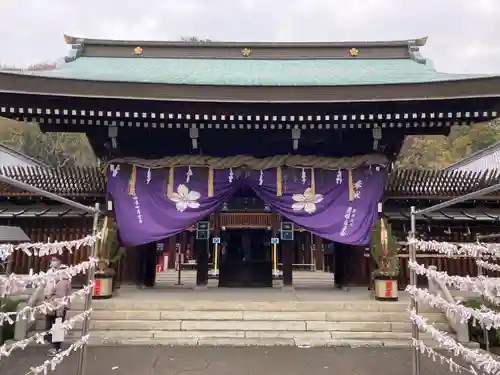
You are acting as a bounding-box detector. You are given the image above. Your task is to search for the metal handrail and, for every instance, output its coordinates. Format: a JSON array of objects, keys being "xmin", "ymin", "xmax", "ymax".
[{"xmin": 426, "ymin": 265, "xmax": 470, "ymax": 344}]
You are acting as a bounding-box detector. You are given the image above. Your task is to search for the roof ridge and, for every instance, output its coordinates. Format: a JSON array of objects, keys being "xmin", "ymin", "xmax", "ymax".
[{"xmin": 63, "ymin": 34, "xmax": 429, "ymax": 48}]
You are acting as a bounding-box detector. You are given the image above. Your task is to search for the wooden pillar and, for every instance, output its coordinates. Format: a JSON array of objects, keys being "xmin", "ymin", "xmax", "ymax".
[
  {"xmin": 196, "ymin": 237, "xmax": 209, "ymax": 286},
  {"xmin": 213, "ymin": 212, "xmax": 221, "ymax": 237},
  {"xmin": 304, "ymin": 232, "xmax": 312, "ymax": 266},
  {"xmin": 167, "ymin": 236, "xmax": 176, "ymax": 269},
  {"xmin": 271, "ymin": 212, "xmax": 279, "ymax": 262},
  {"xmin": 282, "ymin": 241, "xmax": 293, "ymax": 287},
  {"xmin": 314, "ymin": 235, "xmax": 323, "ymax": 271},
  {"xmin": 181, "ymin": 231, "xmax": 188, "ymax": 262}
]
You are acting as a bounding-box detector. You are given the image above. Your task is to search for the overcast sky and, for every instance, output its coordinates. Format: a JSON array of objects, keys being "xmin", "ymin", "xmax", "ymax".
[{"xmin": 0, "ymin": 0, "xmax": 499, "ymax": 74}]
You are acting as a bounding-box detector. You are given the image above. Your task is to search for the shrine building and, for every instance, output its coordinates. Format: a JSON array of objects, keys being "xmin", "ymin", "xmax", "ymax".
[{"xmin": 1, "ymin": 35, "xmax": 500, "ymax": 288}]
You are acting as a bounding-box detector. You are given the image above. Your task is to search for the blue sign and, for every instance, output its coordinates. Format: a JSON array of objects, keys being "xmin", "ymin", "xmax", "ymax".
[
  {"xmin": 213, "ymin": 237, "xmax": 221, "ymax": 244},
  {"xmin": 271, "ymin": 238, "xmax": 279, "ymax": 244}
]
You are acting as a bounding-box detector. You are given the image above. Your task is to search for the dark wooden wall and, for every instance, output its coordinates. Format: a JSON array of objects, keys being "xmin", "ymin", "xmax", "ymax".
[
  {"xmin": 3, "ymin": 217, "xmax": 93, "ymax": 274},
  {"xmin": 5, "ymin": 216, "xmax": 500, "ymax": 287}
]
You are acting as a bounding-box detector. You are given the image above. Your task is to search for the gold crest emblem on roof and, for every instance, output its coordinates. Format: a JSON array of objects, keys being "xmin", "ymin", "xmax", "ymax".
[
  {"xmin": 349, "ymin": 48, "xmax": 359, "ymax": 57},
  {"xmin": 241, "ymin": 48, "xmax": 252, "ymax": 57},
  {"xmin": 134, "ymin": 46, "xmax": 143, "ymax": 56}
]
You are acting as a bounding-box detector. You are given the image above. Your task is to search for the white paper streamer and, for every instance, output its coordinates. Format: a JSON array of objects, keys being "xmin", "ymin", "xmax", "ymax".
[
  {"xmin": 412, "ymin": 338, "xmax": 467, "ymax": 373},
  {"xmin": 0, "ymin": 283, "xmax": 94, "ymax": 326},
  {"xmin": 406, "ymin": 285, "xmax": 500, "ymax": 330},
  {"xmin": 408, "ymin": 239, "xmax": 500, "ymax": 258},
  {"xmin": 146, "ymin": 168, "xmax": 151, "ymax": 184},
  {"xmin": 0, "ymin": 309, "xmax": 92, "ymax": 360},
  {"xmin": 228, "ymin": 168, "xmax": 234, "ymax": 183},
  {"xmin": 0, "ymin": 258, "xmax": 97, "ymax": 298},
  {"xmin": 0, "ymin": 234, "xmax": 100, "ymax": 261},
  {"xmin": 477, "ymin": 260, "xmax": 500, "ymax": 273},
  {"xmin": 26, "ymin": 334, "xmax": 90, "ymax": 375},
  {"xmin": 410, "ymin": 309, "xmax": 500, "ymax": 374},
  {"xmin": 301, "ymin": 168, "xmax": 306, "ymax": 184},
  {"xmin": 110, "ymin": 164, "xmax": 120, "ymax": 177},
  {"xmin": 336, "ymin": 170, "xmax": 342, "ymax": 184},
  {"xmin": 185, "ymin": 166, "xmax": 193, "ymax": 183},
  {"xmin": 259, "ymin": 170, "xmax": 264, "ymax": 186},
  {"xmin": 408, "ymin": 260, "xmax": 500, "ymax": 305}
]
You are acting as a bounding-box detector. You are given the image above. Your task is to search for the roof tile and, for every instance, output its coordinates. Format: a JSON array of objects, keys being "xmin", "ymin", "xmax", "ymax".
[{"xmin": 31, "ymin": 57, "xmax": 491, "ymax": 86}]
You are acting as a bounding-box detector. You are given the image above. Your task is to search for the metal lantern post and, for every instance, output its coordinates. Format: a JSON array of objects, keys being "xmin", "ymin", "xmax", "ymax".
[
  {"xmin": 76, "ymin": 202, "xmax": 100, "ymax": 375},
  {"xmin": 409, "ymin": 206, "xmax": 420, "ymax": 375}
]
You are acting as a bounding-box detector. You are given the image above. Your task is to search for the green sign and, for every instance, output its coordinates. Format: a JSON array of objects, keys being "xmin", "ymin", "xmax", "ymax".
[
  {"xmin": 196, "ymin": 221, "xmax": 209, "ymax": 240},
  {"xmin": 280, "ymin": 221, "xmax": 294, "ymax": 241}
]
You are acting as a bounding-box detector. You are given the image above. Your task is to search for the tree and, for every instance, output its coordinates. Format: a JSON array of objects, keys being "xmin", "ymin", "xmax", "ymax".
[
  {"xmin": 396, "ymin": 119, "xmax": 500, "ymax": 169},
  {"xmin": 0, "ymin": 118, "xmax": 96, "ymax": 167}
]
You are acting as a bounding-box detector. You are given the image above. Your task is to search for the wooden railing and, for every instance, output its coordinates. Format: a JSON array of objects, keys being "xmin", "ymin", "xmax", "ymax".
[{"xmin": 220, "ymin": 213, "xmax": 272, "ymax": 228}]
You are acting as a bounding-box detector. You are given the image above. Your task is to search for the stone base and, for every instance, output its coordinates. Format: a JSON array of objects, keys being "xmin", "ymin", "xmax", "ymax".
[{"xmin": 193, "ymin": 285, "xmax": 209, "ymax": 291}]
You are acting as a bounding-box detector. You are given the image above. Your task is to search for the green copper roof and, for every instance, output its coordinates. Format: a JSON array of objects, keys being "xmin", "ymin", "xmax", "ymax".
[{"xmin": 32, "ymin": 57, "xmax": 488, "ymax": 86}]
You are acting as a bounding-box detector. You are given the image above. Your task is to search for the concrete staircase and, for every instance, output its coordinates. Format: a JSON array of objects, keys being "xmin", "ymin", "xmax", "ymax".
[{"xmin": 41, "ymin": 299, "xmax": 449, "ymax": 347}]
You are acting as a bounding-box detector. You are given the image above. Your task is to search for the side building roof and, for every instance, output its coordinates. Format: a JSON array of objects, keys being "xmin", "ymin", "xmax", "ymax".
[
  {"xmin": 443, "ymin": 141, "xmax": 500, "ymax": 173},
  {"xmin": 0, "ymin": 143, "xmax": 50, "ymax": 168}
]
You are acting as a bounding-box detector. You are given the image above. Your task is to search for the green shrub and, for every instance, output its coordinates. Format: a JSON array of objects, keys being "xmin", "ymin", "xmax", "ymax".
[{"xmin": 462, "ymin": 298, "xmax": 500, "ymax": 347}]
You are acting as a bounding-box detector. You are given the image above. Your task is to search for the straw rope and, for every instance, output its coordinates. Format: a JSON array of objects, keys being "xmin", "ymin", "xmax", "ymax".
[{"xmin": 104, "ymin": 154, "xmax": 387, "ymax": 172}]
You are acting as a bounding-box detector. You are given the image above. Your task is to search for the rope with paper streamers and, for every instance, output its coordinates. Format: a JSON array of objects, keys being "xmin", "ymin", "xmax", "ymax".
[
  {"xmin": 412, "ymin": 339, "xmax": 475, "ymax": 374},
  {"xmin": 0, "ymin": 234, "xmax": 100, "ymax": 261},
  {"xmin": 0, "ymin": 283, "xmax": 93, "ymax": 326},
  {"xmin": 410, "ymin": 309, "xmax": 500, "ymax": 374},
  {"xmin": 0, "ymin": 309, "xmax": 92, "ymax": 360},
  {"xmin": 407, "ymin": 236, "xmax": 500, "ymax": 374},
  {"xmin": 407, "ymin": 238, "xmax": 500, "ymax": 258},
  {"xmin": 407, "ymin": 285, "xmax": 500, "ymax": 330},
  {"xmin": 0, "ymin": 258, "xmax": 97, "ymax": 298},
  {"xmin": 25, "ymin": 334, "xmax": 90, "ymax": 375},
  {"xmin": 408, "ymin": 260, "xmax": 500, "ymax": 305}
]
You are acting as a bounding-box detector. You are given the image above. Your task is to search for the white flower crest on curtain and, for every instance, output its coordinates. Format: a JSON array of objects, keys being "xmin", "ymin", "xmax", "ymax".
[
  {"xmin": 169, "ymin": 184, "xmax": 201, "ymax": 212},
  {"xmin": 291, "ymin": 188, "xmax": 324, "ymax": 214}
]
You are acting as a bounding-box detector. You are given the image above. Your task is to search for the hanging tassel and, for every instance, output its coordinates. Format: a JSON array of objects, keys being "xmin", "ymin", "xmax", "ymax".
[
  {"xmin": 208, "ymin": 168, "xmax": 214, "ymax": 197},
  {"xmin": 167, "ymin": 167, "xmax": 175, "ymax": 196},
  {"xmin": 310, "ymin": 168, "xmax": 316, "ymax": 196},
  {"xmin": 348, "ymin": 169, "xmax": 355, "ymax": 201},
  {"xmin": 276, "ymin": 167, "xmax": 282, "ymax": 196},
  {"xmin": 128, "ymin": 165, "xmax": 137, "ymax": 196}
]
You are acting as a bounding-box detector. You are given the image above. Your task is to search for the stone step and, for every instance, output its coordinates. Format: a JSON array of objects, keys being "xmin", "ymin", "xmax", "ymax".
[
  {"xmin": 79, "ymin": 300, "xmax": 438, "ymax": 313},
  {"xmin": 37, "ymin": 330, "xmax": 440, "ymax": 348},
  {"xmin": 36, "ymin": 319, "xmax": 450, "ymax": 333},
  {"xmin": 32, "ymin": 335, "xmax": 421, "ymax": 348},
  {"xmin": 60, "ymin": 309, "xmax": 446, "ymax": 322},
  {"xmin": 64, "ymin": 330, "xmax": 428, "ymax": 340}
]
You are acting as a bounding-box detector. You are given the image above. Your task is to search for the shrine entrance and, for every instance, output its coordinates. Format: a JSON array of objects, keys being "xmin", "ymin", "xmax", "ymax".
[{"xmin": 219, "ymin": 228, "xmax": 273, "ymax": 288}]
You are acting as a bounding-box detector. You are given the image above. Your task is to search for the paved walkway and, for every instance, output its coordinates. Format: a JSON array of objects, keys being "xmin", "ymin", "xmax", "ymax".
[{"xmin": 2, "ymin": 346, "xmax": 461, "ymax": 375}]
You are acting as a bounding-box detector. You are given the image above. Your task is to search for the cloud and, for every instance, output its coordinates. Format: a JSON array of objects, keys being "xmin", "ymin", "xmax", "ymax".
[{"xmin": 0, "ymin": 0, "xmax": 499, "ymax": 74}]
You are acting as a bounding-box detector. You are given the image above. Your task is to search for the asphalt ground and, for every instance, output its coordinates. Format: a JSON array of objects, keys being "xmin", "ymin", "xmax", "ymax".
[{"xmin": 1, "ymin": 346, "xmax": 464, "ymax": 375}]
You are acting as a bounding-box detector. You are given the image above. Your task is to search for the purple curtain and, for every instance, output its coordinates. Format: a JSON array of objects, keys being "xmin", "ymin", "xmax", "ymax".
[
  {"xmin": 108, "ymin": 165, "xmax": 386, "ymax": 247},
  {"xmin": 250, "ymin": 168, "xmax": 386, "ymax": 245},
  {"xmin": 107, "ymin": 165, "xmax": 237, "ymax": 247}
]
